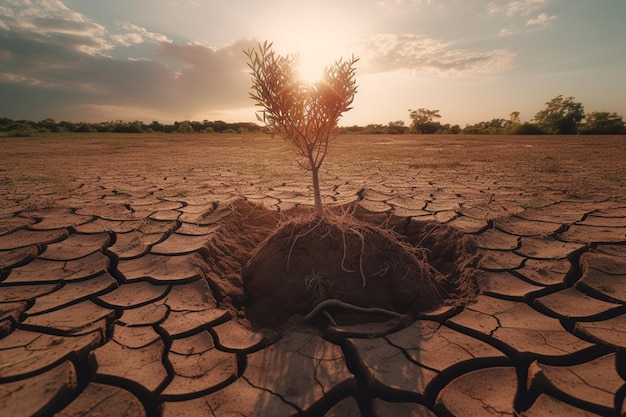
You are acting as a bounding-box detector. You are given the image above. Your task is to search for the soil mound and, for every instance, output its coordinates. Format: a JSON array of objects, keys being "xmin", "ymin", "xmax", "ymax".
[
  {"xmin": 202, "ymin": 199, "xmax": 481, "ymax": 331},
  {"xmin": 243, "ymin": 214, "xmax": 445, "ymax": 327}
]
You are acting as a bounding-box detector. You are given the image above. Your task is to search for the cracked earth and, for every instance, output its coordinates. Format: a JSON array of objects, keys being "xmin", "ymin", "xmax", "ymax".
[{"xmin": 1, "ymin": 134, "xmax": 625, "ymax": 416}]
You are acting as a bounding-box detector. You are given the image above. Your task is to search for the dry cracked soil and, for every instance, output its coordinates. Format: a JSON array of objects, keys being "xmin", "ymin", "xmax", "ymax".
[{"xmin": 1, "ymin": 133, "xmax": 626, "ymax": 417}]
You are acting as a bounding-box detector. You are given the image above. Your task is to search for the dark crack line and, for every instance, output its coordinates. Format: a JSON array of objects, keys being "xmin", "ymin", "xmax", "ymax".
[
  {"xmin": 240, "ymin": 375, "xmax": 302, "ymax": 414},
  {"xmin": 489, "ymin": 314, "xmax": 502, "ymax": 338},
  {"xmin": 337, "ymin": 341, "xmax": 374, "ymax": 417},
  {"xmin": 91, "ymin": 373, "xmax": 161, "ymax": 416},
  {"xmin": 383, "ymin": 336, "xmax": 440, "ymax": 375},
  {"xmin": 313, "ymin": 360, "xmax": 327, "ymax": 396}
]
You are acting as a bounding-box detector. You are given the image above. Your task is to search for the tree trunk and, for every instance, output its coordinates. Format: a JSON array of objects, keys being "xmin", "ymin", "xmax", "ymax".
[{"xmin": 311, "ymin": 166, "xmax": 323, "ymax": 217}]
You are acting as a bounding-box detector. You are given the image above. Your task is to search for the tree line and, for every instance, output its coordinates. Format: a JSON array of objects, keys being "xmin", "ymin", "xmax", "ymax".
[
  {"xmin": 1, "ymin": 95, "xmax": 624, "ymax": 137},
  {"xmin": 408, "ymin": 95, "xmax": 624, "ymax": 135},
  {"xmin": 0, "ymin": 118, "xmax": 264, "ymax": 137},
  {"xmin": 341, "ymin": 95, "xmax": 625, "ymax": 135}
]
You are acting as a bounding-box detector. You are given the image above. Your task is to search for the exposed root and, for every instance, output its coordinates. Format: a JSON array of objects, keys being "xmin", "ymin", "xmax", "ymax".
[
  {"xmin": 243, "ymin": 207, "xmax": 454, "ymax": 327},
  {"xmin": 340, "ymin": 229, "xmax": 354, "ymax": 273},
  {"xmin": 201, "ymin": 198, "xmax": 481, "ymax": 331},
  {"xmin": 234, "ymin": 198, "xmax": 482, "ymax": 328},
  {"xmin": 286, "ymin": 215, "xmax": 323, "ymax": 271},
  {"xmin": 304, "ymin": 298, "xmax": 404, "ymax": 323},
  {"xmin": 318, "ymin": 209, "xmax": 438, "ymax": 290},
  {"xmin": 323, "ymin": 310, "xmax": 338, "ymax": 327}
]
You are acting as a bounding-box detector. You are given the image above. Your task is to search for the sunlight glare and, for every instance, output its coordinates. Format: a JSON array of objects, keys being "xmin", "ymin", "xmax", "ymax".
[
  {"xmin": 268, "ymin": 9, "xmax": 357, "ymax": 85},
  {"xmin": 297, "ymin": 54, "xmax": 326, "ymax": 84}
]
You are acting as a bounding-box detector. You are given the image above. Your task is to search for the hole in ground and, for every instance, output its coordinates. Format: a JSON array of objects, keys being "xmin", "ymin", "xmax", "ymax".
[{"xmin": 201, "ymin": 198, "xmax": 481, "ymax": 334}]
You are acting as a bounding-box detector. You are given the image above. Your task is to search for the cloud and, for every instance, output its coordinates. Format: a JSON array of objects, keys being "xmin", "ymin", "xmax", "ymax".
[
  {"xmin": 526, "ymin": 12, "xmax": 557, "ymax": 26},
  {"xmin": 488, "ymin": 1, "xmax": 555, "ymax": 35},
  {"xmin": 0, "ymin": 34, "xmax": 256, "ymax": 120},
  {"xmin": 0, "ymin": 0, "xmax": 111, "ymax": 55},
  {"xmin": 110, "ymin": 33, "xmax": 144, "ymax": 47},
  {"xmin": 358, "ymin": 34, "xmax": 516, "ymax": 75},
  {"xmin": 487, "ymin": 0, "xmax": 548, "ymax": 17},
  {"xmin": 0, "ymin": 1, "xmax": 257, "ymax": 121},
  {"xmin": 115, "ymin": 22, "xmax": 172, "ymax": 44}
]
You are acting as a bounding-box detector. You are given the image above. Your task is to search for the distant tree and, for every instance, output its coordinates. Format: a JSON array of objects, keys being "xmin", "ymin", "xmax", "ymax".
[
  {"xmin": 74, "ymin": 122, "xmax": 96, "ymax": 133},
  {"xmin": 387, "ymin": 120, "xmax": 408, "ymax": 134},
  {"xmin": 0, "ymin": 117, "xmax": 12, "ymax": 130},
  {"xmin": 111, "ymin": 120, "xmax": 143, "ymax": 133},
  {"xmin": 0, "ymin": 119, "xmax": 37, "ymax": 137},
  {"xmin": 130, "ymin": 121, "xmax": 145, "ymax": 133},
  {"xmin": 409, "ymin": 108, "xmax": 441, "ymax": 134},
  {"xmin": 38, "ymin": 118, "xmax": 58, "ymax": 132},
  {"xmin": 462, "ymin": 118, "xmax": 508, "ymax": 134},
  {"xmin": 512, "ymin": 122, "xmax": 546, "ymax": 135},
  {"xmin": 177, "ymin": 121, "xmax": 193, "ymax": 134},
  {"xmin": 338, "ymin": 125, "xmax": 365, "ymax": 134},
  {"xmin": 448, "ymin": 124, "xmax": 462, "ymax": 134},
  {"xmin": 578, "ymin": 112, "xmax": 625, "ymax": 134},
  {"xmin": 504, "ymin": 111, "xmax": 521, "ymax": 133},
  {"xmin": 533, "ymin": 95, "xmax": 584, "ymax": 134},
  {"xmin": 57, "ymin": 121, "xmax": 77, "ymax": 132},
  {"xmin": 149, "ymin": 121, "xmax": 164, "ymax": 132},
  {"xmin": 245, "ymin": 41, "xmax": 358, "ymax": 217},
  {"xmin": 363, "ymin": 124, "xmax": 386, "ymax": 134},
  {"xmin": 190, "ymin": 121, "xmax": 204, "ymax": 132},
  {"xmin": 211, "ymin": 120, "xmax": 228, "ymax": 133}
]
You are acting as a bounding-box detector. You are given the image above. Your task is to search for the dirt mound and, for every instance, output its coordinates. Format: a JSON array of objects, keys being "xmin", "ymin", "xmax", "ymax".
[
  {"xmin": 242, "ymin": 214, "xmax": 445, "ymax": 327},
  {"xmin": 202, "ymin": 199, "xmax": 481, "ymax": 330},
  {"xmin": 198, "ymin": 198, "xmax": 281, "ymax": 313}
]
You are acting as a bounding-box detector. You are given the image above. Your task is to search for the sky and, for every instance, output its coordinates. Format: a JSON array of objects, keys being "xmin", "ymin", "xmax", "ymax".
[{"xmin": 1, "ymin": 0, "xmax": 625, "ymax": 127}]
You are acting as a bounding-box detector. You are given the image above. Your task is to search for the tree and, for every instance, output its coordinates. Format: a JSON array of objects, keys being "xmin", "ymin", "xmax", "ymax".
[
  {"xmin": 245, "ymin": 41, "xmax": 358, "ymax": 217},
  {"xmin": 387, "ymin": 120, "xmax": 408, "ymax": 134},
  {"xmin": 462, "ymin": 119, "xmax": 509, "ymax": 134},
  {"xmin": 533, "ymin": 95, "xmax": 584, "ymax": 134},
  {"xmin": 149, "ymin": 120, "xmax": 164, "ymax": 132},
  {"xmin": 509, "ymin": 111, "xmax": 521, "ymax": 125},
  {"xmin": 578, "ymin": 112, "xmax": 625, "ymax": 134},
  {"xmin": 512, "ymin": 122, "xmax": 545, "ymax": 135},
  {"xmin": 408, "ymin": 108, "xmax": 441, "ymax": 134},
  {"xmin": 176, "ymin": 121, "xmax": 193, "ymax": 134},
  {"xmin": 74, "ymin": 122, "xmax": 96, "ymax": 133}
]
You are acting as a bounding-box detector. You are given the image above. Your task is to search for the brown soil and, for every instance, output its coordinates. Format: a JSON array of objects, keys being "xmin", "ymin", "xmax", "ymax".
[
  {"xmin": 201, "ymin": 199, "xmax": 480, "ymax": 330},
  {"xmin": 1, "ymin": 134, "xmax": 625, "ymax": 416}
]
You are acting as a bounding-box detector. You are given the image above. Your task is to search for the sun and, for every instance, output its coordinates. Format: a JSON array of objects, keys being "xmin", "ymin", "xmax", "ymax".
[
  {"xmin": 278, "ymin": 31, "xmax": 352, "ymax": 85},
  {"xmin": 265, "ymin": 9, "xmax": 358, "ymax": 85},
  {"xmin": 297, "ymin": 54, "xmax": 327, "ymax": 84}
]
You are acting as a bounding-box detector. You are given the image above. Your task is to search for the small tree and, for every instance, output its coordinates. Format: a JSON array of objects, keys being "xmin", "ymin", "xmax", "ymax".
[
  {"xmin": 387, "ymin": 120, "xmax": 409, "ymax": 134},
  {"xmin": 578, "ymin": 111, "xmax": 625, "ymax": 134},
  {"xmin": 533, "ymin": 95, "xmax": 584, "ymax": 134},
  {"xmin": 244, "ymin": 41, "xmax": 358, "ymax": 217},
  {"xmin": 409, "ymin": 108, "xmax": 442, "ymax": 134}
]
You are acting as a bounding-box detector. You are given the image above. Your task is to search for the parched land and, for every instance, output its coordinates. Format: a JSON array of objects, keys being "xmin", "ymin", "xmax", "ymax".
[{"xmin": 1, "ymin": 133, "xmax": 625, "ymax": 416}]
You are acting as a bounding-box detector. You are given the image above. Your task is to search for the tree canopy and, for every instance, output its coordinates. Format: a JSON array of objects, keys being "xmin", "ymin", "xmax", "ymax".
[
  {"xmin": 578, "ymin": 112, "xmax": 625, "ymax": 135},
  {"xmin": 532, "ymin": 95, "xmax": 585, "ymax": 134},
  {"xmin": 244, "ymin": 41, "xmax": 358, "ymax": 216},
  {"xmin": 409, "ymin": 108, "xmax": 442, "ymax": 134}
]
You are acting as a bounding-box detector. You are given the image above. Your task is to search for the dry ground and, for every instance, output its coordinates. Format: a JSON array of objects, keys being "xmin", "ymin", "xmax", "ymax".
[
  {"xmin": 1, "ymin": 133, "xmax": 625, "ymax": 417},
  {"xmin": 1, "ymin": 133, "xmax": 624, "ymax": 212}
]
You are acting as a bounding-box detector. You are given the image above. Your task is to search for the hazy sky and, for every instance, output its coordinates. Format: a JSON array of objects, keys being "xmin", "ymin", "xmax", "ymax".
[{"xmin": 1, "ymin": 0, "xmax": 625, "ymax": 126}]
